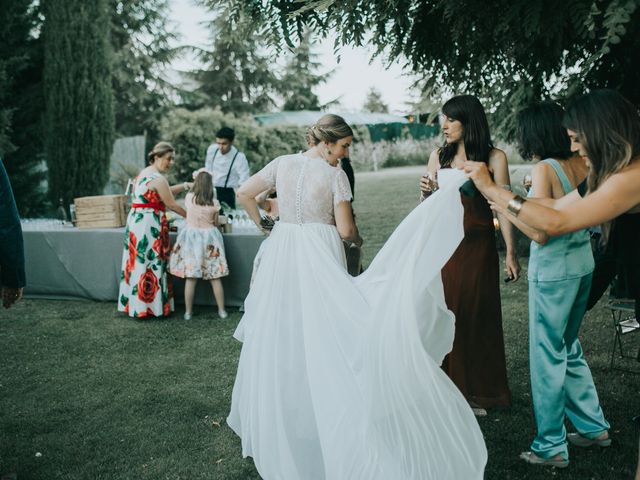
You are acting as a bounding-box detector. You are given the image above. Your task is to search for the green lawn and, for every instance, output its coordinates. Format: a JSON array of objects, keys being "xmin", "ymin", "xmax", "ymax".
[{"xmin": 1, "ymin": 166, "xmax": 638, "ymax": 479}]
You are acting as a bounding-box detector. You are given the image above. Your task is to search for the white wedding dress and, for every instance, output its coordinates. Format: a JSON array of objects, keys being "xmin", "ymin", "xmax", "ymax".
[{"xmin": 227, "ymin": 153, "xmax": 487, "ymax": 479}]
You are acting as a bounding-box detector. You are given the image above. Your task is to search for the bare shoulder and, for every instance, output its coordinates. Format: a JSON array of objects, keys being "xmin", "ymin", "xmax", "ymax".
[
  {"xmin": 530, "ymin": 161, "xmax": 555, "ymax": 194},
  {"xmin": 149, "ymin": 173, "xmax": 168, "ymax": 184},
  {"xmin": 488, "ymin": 148, "xmax": 507, "ymax": 165},
  {"xmin": 427, "ymin": 149, "xmax": 440, "ymax": 171},
  {"xmin": 531, "ymin": 161, "xmax": 551, "ymax": 176}
]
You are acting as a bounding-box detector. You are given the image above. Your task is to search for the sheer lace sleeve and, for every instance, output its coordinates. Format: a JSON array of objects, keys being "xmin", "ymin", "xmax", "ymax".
[
  {"xmin": 255, "ymin": 157, "xmax": 282, "ymax": 189},
  {"xmin": 333, "ymin": 169, "xmax": 353, "ymax": 206}
]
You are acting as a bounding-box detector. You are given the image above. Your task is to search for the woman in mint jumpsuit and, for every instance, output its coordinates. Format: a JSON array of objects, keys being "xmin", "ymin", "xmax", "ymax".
[{"xmin": 516, "ymin": 103, "xmax": 610, "ymax": 466}]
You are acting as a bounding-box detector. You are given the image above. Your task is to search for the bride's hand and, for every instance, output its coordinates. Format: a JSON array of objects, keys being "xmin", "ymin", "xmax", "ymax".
[{"xmin": 463, "ymin": 161, "xmax": 495, "ymax": 193}]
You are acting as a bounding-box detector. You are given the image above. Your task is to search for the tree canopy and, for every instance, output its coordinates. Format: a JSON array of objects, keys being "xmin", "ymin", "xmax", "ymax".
[
  {"xmin": 279, "ymin": 32, "xmax": 327, "ymax": 111},
  {"xmin": 0, "ymin": 0, "xmax": 47, "ymax": 215},
  {"xmin": 110, "ymin": 0, "xmax": 179, "ymax": 139},
  {"xmin": 222, "ymin": 0, "xmax": 639, "ymax": 138},
  {"xmin": 190, "ymin": 2, "xmax": 280, "ymax": 113}
]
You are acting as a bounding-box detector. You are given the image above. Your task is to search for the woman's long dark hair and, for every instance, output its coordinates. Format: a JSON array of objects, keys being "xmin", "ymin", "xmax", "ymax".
[
  {"xmin": 439, "ymin": 95, "xmax": 494, "ymax": 167},
  {"xmin": 516, "ymin": 102, "xmax": 572, "ymax": 161},
  {"xmin": 191, "ymin": 171, "xmax": 215, "ymax": 206},
  {"xmin": 563, "ymin": 89, "xmax": 640, "ymax": 193}
]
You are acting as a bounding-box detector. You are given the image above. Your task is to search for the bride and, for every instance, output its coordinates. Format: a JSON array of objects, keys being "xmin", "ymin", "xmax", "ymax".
[{"xmin": 227, "ymin": 114, "xmax": 487, "ymax": 479}]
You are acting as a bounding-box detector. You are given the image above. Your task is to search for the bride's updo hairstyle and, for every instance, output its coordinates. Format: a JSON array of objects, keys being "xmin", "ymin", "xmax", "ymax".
[
  {"xmin": 147, "ymin": 141, "xmax": 175, "ymax": 165},
  {"xmin": 306, "ymin": 114, "xmax": 354, "ymax": 146}
]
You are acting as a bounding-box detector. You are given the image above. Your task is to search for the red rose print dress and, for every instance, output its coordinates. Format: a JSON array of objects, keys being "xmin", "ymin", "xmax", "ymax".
[{"xmin": 117, "ymin": 173, "xmax": 174, "ymax": 318}]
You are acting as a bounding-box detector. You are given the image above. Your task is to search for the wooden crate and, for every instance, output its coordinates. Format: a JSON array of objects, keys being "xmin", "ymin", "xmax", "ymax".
[{"xmin": 74, "ymin": 194, "xmax": 128, "ymax": 228}]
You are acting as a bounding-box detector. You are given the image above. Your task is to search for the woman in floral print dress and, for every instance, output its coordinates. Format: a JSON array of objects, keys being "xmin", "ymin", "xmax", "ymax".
[{"xmin": 118, "ymin": 142, "xmax": 191, "ymax": 318}]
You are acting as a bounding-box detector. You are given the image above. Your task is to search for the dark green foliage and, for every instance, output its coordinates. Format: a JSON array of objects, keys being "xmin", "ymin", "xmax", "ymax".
[
  {"xmin": 585, "ymin": 5, "xmax": 640, "ymax": 104},
  {"xmin": 43, "ymin": 0, "xmax": 115, "ymax": 206},
  {"xmin": 159, "ymin": 108, "xmax": 377, "ymax": 182},
  {"xmin": 0, "ymin": 0, "xmax": 48, "ymax": 216},
  {"xmin": 0, "ymin": 69, "xmax": 10, "ymax": 157},
  {"xmin": 279, "ymin": 31, "xmax": 327, "ymax": 111},
  {"xmin": 0, "ymin": 1, "xmax": 176, "ymax": 215},
  {"xmin": 110, "ymin": 0, "xmax": 179, "ymax": 139},
  {"xmin": 189, "ymin": 2, "xmax": 280, "ymax": 113},
  {"xmin": 221, "ymin": 0, "xmax": 640, "ymax": 139},
  {"xmin": 159, "ymin": 108, "xmax": 308, "ymax": 182}
]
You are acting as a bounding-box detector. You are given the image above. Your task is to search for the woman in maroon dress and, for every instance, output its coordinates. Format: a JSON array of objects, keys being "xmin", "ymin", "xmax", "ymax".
[{"xmin": 420, "ymin": 95, "xmax": 520, "ymax": 414}]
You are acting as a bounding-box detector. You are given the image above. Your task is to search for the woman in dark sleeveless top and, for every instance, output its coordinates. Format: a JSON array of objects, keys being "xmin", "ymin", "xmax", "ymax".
[{"xmin": 420, "ymin": 95, "xmax": 520, "ymax": 413}]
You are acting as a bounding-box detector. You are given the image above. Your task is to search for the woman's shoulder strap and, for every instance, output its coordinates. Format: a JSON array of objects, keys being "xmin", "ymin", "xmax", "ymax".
[{"xmin": 541, "ymin": 158, "xmax": 573, "ymax": 193}]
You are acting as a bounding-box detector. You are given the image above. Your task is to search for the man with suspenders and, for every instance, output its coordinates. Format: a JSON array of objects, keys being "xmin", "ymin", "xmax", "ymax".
[{"xmin": 204, "ymin": 127, "xmax": 250, "ymax": 210}]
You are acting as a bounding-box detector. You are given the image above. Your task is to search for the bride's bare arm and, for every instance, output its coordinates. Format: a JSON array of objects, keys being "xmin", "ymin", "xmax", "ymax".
[
  {"xmin": 237, "ymin": 175, "xmax": 271, "ymax": 229},
  {"xmin": 335, "ymin": 201, "xmax": 362, "ymax": 246}
]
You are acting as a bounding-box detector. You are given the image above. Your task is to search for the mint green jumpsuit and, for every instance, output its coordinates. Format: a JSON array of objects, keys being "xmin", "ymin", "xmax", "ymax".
[{"xmin": 527, "ymin": 159, "xmax": 609, "ymax": 460}]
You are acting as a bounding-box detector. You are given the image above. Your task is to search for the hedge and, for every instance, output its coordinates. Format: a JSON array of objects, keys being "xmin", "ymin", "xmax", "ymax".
[{"xmin": 159, "ymin": 108, "xmax": 372, "ymax": 182}]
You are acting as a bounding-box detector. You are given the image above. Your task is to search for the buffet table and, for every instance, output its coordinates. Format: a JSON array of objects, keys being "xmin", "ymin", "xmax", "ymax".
[{"xmin": 22, "ymin": 227, "xmax": 265, "ymax": 307}]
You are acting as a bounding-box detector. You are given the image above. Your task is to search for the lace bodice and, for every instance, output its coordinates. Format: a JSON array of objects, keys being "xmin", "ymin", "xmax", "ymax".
[{"xmin": 256, "ymin": 153, "xmax": 352, "ymax": 225}]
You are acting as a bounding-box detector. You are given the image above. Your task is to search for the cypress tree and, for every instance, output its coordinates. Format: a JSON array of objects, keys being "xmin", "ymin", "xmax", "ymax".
[
  {"xmin": 43, "ymin": 0, "xmax": 114, "ymax": 206},
  {"xmin": 0, "ymin": 0, "xmax": 48, "ymax": 216}
]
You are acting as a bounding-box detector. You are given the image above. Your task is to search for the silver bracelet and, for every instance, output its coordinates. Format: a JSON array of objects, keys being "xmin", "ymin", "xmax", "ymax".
[{"xmin": 506, "ymin": 195, "xmax": 526, "ymax": 216}]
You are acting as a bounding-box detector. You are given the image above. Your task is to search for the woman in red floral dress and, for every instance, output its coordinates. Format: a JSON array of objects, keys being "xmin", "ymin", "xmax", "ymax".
[{"xmin": 118, "ymin": 142, "xmax": 191, "ymax": 318}]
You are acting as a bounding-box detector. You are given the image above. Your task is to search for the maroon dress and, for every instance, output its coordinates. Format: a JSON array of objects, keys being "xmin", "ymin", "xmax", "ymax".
[{"xmin": 441, "ymin": 191, "xmax": 512, "ymax": 408}]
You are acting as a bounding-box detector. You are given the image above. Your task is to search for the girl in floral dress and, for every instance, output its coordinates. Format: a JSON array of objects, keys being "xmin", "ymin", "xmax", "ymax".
[
  {"xmin": 118, "ymin": 142, "xmax": 190, "ymax": 319},
  {"xmin": 169, "ymin": 170, "xmax": 229, "ymax": 320}
]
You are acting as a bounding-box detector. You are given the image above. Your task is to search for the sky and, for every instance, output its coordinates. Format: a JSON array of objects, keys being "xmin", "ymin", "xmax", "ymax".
[{"xmin": 169, "ymin": 0, "xmax": 417, "ymax": 113}]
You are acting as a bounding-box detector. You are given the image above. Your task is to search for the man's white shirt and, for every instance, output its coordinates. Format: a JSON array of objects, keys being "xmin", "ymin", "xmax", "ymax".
[{"xmin": 204, "ymin": 144, "xmax": 250, "ymax": 188}]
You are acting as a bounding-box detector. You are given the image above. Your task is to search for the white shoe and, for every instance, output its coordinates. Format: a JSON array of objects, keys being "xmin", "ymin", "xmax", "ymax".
[
  {"xmin": 184, "ymin": 312, "xmax": 192, "ymax": 320},
  {"xmin": 218, "ymin": 310, "xmax": 228, "ymax": 319}
]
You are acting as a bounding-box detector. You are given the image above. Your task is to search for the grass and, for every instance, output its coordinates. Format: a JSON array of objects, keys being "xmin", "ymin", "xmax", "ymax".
[{"xmin": 1, "ymin": 166, "xmax": 639, "ymax": 479}]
